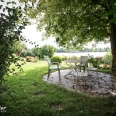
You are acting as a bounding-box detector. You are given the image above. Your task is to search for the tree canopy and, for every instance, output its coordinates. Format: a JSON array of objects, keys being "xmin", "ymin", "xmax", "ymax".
[
  {"xmin": 20, "ymin": 0, "xmax": 116, "ymax": 73},
  {"xmin": 40, "ymin": 45, "xmax": 56, "ymax": 58},
  {"xmin": 20, "ymin": 0, "xmax": 112, "ymax": 46}
]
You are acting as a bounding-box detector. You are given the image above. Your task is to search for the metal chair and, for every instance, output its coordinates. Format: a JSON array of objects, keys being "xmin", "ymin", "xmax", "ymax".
[
  {"xmin": 44, "ymin": 56, "xmax": 61, "ymax": 81},
  {"xmin": 76, "ymin": 56, "xmax": 88, "ymax": 72}
]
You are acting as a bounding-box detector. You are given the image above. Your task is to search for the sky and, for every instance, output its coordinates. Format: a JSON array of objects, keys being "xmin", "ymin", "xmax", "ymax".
[
  {"xmin": 21, "ymin": 24, "xmax": 57, "ymax": 49},
  {"xmin": 21, "ymin": 24, "xmax": 110, "ymax": 49},
  {"xmin": 1, "ymin": 0, "xmax": 110, "ymax": 49},
  {"xmin": 1, "ymin": 0, "xmax": 57, "ymax": 49}
]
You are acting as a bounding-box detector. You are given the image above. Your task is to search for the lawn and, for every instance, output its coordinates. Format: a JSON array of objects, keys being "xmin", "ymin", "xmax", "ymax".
[{"xmin": 1, "ymin": 61, "xmax": 116, "ymax": 116}]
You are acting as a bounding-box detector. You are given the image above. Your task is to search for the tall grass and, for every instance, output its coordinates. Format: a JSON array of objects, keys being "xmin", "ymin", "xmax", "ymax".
[{"xmin": 0, "ymin": 61, "xmax": 116, "ymax": 116}]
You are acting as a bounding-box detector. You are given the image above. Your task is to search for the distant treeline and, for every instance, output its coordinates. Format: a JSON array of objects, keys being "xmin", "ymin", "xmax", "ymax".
[{"xmin": 56, "ymin": 47, "xmax": 111, "ymax": 53}]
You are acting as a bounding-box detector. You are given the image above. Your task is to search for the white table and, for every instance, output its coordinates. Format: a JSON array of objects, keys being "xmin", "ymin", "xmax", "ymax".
[
  {"xmin": 64, "ymin": 59, "xmax": 79, "ymax": 71},
  {"xmin": 64, "ymin": 59, "xmax": 88, "ymax": 81},
  {"xmin": 64, "ymin": 59, "xmax": 80, "ymax": 80}
]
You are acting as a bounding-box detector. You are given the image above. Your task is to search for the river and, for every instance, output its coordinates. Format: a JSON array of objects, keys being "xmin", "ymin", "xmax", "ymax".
[{"xmin": 54, "ymin": 52, "xmax": 108, "ymax": 57}]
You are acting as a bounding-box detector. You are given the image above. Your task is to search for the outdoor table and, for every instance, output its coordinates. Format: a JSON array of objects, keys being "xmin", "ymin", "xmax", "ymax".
[
  {"xmin": 64, "ymin": 59, "xmax": 79, "ymax": 71},
  {"xmin": 64, "ymin": 59, "xmax": 80, "ymax": 79},
  {"xmin": 64, "ymin": 59, "xmax": 88, "ymax": 81}
]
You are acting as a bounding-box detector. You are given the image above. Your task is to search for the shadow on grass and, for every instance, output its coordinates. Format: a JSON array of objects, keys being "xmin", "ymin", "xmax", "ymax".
[{"xmin": 0, "ymin": 66, "xmax": 116, "ymax": 116}]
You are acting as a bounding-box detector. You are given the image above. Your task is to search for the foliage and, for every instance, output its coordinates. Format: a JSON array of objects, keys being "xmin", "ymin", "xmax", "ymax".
[
  {"xmin": 35, "ymin": 56, "xmax": 39, "ymax": 61},
  {"xmin": 20, "ymin": 49, "xmax": 34, "ymax": 57},
  {"xmin": 11, "ymin": 39, "xmax": 26, "ymax": 54},
  {"xmin": 19, "ymin": 0, "xmax": 116, "ymax": 73},
  {"xmin": 88, "ymin": 56, "xmax": 102, "ymax": 68},
  {"xmin": 20, "ymin": 52, "xmax": 27, "ymax": 57},
  {"xmin": 56, "ymin": 48, "xmax": 67, "ymax": 52},
  {"xmin": 55, "ymin": 47, "xmax": 111, "ymax": 53},
  {"xmin": 26, "ymin": 56, "xmax": 34, "ymax": 62},
  {"xmin": 0, "ymin": 0, "xmax": 29, "ymax": 84},
  {"xmin": 82, "ymin": 47, "xmax": 111, "ymax": 52},
  {"xmin": 20, "ymin": 0, "xmax": 112, "ymax": 47},
  {"xmin": 51, "ymin": 56, "xmax": 62, "ymax": 63},
  {"xmin": 31, "ymin": 47, "xmax": 40, "ymax": 57},
  {"xmin": 40, "ymin": 45, "xmax": 56, "ymax": 58},
  {"xmin": 107, "ymin": 0, "xmax": 116, "ymax": 23},
  {"xmin": 26, "ymin": 56, "xmax": 39, "ymax": 62},
  {"xmin": 61, "ymin": 56, "xmax": 67, "ymax": 61},
  {"xmin": 102, "ymin": 52, "xmax": 112, "ymax": 65}
]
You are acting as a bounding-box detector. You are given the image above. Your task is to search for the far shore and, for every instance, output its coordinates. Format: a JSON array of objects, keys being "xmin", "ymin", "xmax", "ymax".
[{"xmin": 54, "ymin": 52, "xmax": 109, "ymax": 57}]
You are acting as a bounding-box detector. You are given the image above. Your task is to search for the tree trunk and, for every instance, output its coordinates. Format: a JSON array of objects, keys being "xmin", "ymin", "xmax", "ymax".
[{"xmin": 109, "ymin": 17, "xmax": 116, "ymax": 73}]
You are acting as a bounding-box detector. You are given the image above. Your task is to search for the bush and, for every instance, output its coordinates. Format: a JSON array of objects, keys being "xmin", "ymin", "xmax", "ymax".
[
  {"xmin": 31, "ymin": 47, "xmax": 40, "ymax": 56},
  {"xmin": 51, "ymin": 56, "xmax": 62, "ymax": 63},
  {"xmin": 34, "ymin": 56, "xmax": 39, "ymax": 62},
  {"xmin": 61, "ymin": 56, "xmax": 67, "ymax": 61},
  {"xmin": 0, "ymin": 1, "xmax": 29, "ymax": 83},
  {"xmin": 20, "ymin": 52, "xmax": 27, "ymax": 57},
  {"xmin": 88, "ymin": 56, "xmax": 102, "ymax": 68},
  {"xmin": 40, "ymin": 45, "xmax": 56, "ymax": 58},
  {"xmin": 26, "ymin": 56, "xmax": 39, "ymax": 62},
  {"xmin": 102, "ymin": 52, "xmax": 112, "ymax": 65},
  {"xmin": 26, "ymin": 56, "xmax": 35, "ymax": 62},
  {"xmin": 26, "ymin": 52, "xmax": 34, "ymax": 57}
]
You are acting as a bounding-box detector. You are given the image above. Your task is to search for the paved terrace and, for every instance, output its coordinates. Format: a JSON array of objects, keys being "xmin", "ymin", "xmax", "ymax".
[{"xmin": 43, "ymin": 69, "xmax": 116, "ymax": 97}]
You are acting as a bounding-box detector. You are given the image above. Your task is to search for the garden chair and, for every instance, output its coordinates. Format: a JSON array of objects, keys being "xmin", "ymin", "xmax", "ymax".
[
  {"xmin": 76, "ymin": 56, "xmax": 88, "ymax": 72},
  {"xmin": 44, "ymin": 56, "xmax": 61, "ymax": 81}
]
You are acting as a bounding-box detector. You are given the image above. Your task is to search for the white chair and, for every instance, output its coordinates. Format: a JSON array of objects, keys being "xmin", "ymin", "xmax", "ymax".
[
  {"xmin": 76, "ymin": 56, "xmax": 88, "ymax": 72},
  {"xmin": 44, "ymin": 56, "xmax": 61, "ymax": 81}
]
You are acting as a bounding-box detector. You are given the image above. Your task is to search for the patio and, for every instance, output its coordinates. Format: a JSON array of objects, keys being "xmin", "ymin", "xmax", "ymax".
[{"xmin": 43, "ymin": 69, "xmax": 116, "ymax": 97}]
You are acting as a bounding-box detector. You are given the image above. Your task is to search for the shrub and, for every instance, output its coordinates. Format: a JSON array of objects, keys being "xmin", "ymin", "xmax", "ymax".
[
  {"xmin": 20, "ymin": 52, "xmax": 27, "ymax": 57},
  {"xmin": 26, "ymin": 56, "xmax": 39, "ymax": 62},
  {"xmin": 26, "ymin": 52, "xmax": 34, "ymax": 57},
  {"xmin": 34, "ymin": 56, "xmax": 39, "ymax": 62},
  {"xmin": 40, "ymin": 45, "xmax": 56, "ymax": 58},
  {"xmin": 102, "ymin": 52, "xmax": 112, "ymax": 65},
  {"xmin": 88, "ymin": 56, "xmax": 102, "ymax": 68},
  {"xmin": 26, "ymin": 56, "xmax": 35, "ymax": 62},
  {"xmin": 61, "ymin": 56, "xmax": 67, "ymax": 61},
  {"xmin": 51, "ymin": 56, "xmax": 62, "ymax": 63},
  {"xmin": 31, "ymin": 47, "xmax": 40, "ymax": 56},
  {"xmin": 0, "ymin": 1, "xmax": 29, "ymax": 84}
]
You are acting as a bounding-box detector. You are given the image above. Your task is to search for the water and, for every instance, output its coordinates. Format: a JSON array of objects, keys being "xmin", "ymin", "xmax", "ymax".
[{"xmin": 54, "ymin": 52, "xmax": 108, "ymax": 57}]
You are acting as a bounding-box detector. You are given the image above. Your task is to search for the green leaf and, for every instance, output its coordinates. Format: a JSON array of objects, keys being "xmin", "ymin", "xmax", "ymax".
[
  {"xmin": 107, "ymin": 10, "xmax": 116, "ymax": 15},
  {"xmin": 110, "ymin": 17, "xmax": 116, "ymax": 23}
]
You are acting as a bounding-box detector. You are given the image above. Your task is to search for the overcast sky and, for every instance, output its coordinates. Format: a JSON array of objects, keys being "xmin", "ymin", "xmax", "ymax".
[
  {"xmin": 22, "ymin": 24, "xmax": 110, "ymax": 49},
  {"xmin": 1, "ymin": 0, "xmax": 110, "ymax": 49},
  {"xmin": 21, "ymin": 24, "xmax": 57, "ymax": 48},
  {"xmin": 1, "ymin": 0, "xmax": 110, "ymax": 50}
]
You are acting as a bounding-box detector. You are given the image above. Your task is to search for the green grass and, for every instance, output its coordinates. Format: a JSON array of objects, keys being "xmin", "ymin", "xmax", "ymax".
[{"xmin": 1, "ymin": 61, "xmax": 116, "ymax": 116}]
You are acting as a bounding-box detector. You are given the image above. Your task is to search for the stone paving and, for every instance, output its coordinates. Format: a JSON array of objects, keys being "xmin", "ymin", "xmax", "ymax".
[{"xmin": 43, "ymin": 69, "xmax": 116, "ymax": 97}]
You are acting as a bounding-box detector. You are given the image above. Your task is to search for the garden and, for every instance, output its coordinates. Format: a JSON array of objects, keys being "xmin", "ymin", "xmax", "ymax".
[
  {"xmin": 1, "ymin": 0, "xmax": 116, "ymax": 116},
  {"xmin": 1, "ymin": 53, "xmax": 116, "ymax": 116}
]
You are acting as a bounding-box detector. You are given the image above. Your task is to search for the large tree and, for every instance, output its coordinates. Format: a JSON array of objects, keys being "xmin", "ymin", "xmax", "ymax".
[{"xmin": 20, "ymin": 0, "xmax": 116, "ymax": 73}]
